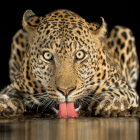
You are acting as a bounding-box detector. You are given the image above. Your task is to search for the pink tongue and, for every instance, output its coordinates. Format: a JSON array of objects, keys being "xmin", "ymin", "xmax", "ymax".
[{"xmin": 57, "ymin": 102, "xmax": 79, "ymax": 118}]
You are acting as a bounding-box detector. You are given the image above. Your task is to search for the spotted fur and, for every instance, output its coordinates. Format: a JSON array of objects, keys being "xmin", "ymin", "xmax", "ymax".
[{"xmin": 0, "ymin": 9, "xmax": 139, "ymax": 117}]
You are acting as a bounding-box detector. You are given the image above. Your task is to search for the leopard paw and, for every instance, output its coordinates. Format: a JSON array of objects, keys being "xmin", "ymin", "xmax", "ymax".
[
  {"xmin": 0, "ymin": 95, "xmax": 24, "ymax": 117},
  {"xmin": 89, "ymin": 95, "xmax": 131, "ymax": 117}
]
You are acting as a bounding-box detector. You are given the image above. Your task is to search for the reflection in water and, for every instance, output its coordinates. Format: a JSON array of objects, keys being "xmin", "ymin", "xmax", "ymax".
[{"xmin": 0, "ymin": 117, "xmax": 139, "ymax": 140}]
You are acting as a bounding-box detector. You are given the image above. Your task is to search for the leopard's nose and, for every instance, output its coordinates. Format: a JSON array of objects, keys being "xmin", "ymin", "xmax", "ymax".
[{"xmin": 57, "ymin": 87, "xmax": 76, "ymax": 96}]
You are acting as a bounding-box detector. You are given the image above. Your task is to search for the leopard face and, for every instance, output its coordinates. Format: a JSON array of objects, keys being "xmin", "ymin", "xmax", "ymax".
[{"xmin": 14, "ymin": 9, "xmax": 107, "ymax": 110}]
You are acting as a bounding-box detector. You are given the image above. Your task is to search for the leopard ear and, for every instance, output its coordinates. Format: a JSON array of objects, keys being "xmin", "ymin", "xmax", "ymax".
[
  {"xmin": 22, "ymin": 10, "xmax": 43, "ymax": 31},
  {"xmin": 89, "ymin": 17, "xmax": 107, "ymax": 39}
]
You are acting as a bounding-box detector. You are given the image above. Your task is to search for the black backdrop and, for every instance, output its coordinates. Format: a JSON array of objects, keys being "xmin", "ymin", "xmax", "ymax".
[{"xmin": 0, "ymin": 1, "xmax": 140, "ymax": 94}]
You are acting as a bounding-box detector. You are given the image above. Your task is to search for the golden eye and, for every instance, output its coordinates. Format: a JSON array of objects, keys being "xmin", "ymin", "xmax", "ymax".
[
  {"xmin": 43, "ymin": 51, "xmax": 53, "ymax": 61},
  {"xmin": 76, "ymin": 50, "xmax": 85, "ymax": 60}
]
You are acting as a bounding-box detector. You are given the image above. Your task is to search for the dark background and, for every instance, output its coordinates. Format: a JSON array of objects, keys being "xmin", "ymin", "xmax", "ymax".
[{"xmin": 0, "ymin": 1, "xmax": 140, "ymax": 94}]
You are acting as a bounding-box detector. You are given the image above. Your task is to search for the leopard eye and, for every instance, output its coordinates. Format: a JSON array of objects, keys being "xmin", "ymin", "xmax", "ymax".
[
  {"xmin": 43, "ymin": 51, "xmax": 53, "ymax": 61},
  {"xmin": 76, "ymin": 50, "xmax": 85, "ymax": 60}
]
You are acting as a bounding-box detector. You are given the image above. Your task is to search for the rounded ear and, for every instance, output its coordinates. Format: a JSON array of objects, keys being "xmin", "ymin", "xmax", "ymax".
[
  {"xmin": 89, "ymin": 17, "xmax": 107, "ymax": 39},
  {"xmin": 22, "ymin": 10, "xmax": 43, "ymax": 31},
  {"xmin": 89, "ymin": 17, "xmax": 107, "ymax": 48}
]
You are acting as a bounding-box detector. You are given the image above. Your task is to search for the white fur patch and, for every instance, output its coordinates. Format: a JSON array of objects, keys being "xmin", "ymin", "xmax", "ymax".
[
  {"xmin": 0, "ymin": 95, "xmax": 17, "ymax": 111},
  {"xmin": 52, "ymin": 107, "xmax": 59, "ymax": 114},
  {"xmin": 75, "ymin": 105, "xmax": 81, "ymax": 112},
  {"xmin": 31, "ymin": 96, "xmax": 40, "ymax": 104},
  {"xmin": 1, "ymin": 94, "xmax": 9, "ymax": 100}
]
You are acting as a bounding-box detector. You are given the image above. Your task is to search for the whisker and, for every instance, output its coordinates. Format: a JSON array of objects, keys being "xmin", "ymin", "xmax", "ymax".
[
  {"xmin": 77, "ymin": 99, "xmax": 83, "ymax": 106},
  {"xmin": 80, "ymin": 98, "xmax": 90, "ymax": 105},
  {"xmin": 49, "ymin": 100, "xmax": 55, "ymax": 109},
  {"xmin": 85, "ymin": 83, "xmax": 104, "ymax": 88},
  {"xmin": 37, "ymin": 104, "xmax": 40, "ymax": 113},
  {"xmin": 31, "ymin": 100, "xmax": 37, "ymax": 109},
  {"xmin": 83, "ymin": 95, "xmax": 100, "ymax": 103},
  {"xmin": 43, "ymin": 100, "xmax": 53, "ymax": 112}
]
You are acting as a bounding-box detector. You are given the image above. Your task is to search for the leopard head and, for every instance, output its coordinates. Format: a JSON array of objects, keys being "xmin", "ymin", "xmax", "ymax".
[{"xmin": 20, "ymin": 9, "xmax": 107, "ymax": 110}]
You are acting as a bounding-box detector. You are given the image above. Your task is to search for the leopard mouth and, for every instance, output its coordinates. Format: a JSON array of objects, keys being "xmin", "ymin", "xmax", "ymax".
[
  {"xmin": 55, "ymin": 102, "xmax": 80, "ymax": 110},
  {"xmin": 52, "ymin": 102, "xmax": 81, "ymax": 115}
]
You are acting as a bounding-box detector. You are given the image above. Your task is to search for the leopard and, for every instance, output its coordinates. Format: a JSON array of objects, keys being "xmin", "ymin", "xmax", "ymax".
[{"xmin": 0, "ymin": 9, "xmax": 139, "ymax": 118}]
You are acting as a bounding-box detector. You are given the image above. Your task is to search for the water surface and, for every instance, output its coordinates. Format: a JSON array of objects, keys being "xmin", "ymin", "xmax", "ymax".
[{"xmin": 0, "ymin": 117, "xmax": 139, "ymax": 140}]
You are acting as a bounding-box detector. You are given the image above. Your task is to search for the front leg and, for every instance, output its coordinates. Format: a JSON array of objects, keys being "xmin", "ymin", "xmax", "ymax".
[
  {"xmin": 89, "ymin": 84, "xmax": 139, "ymax": 116},
  {"xmin": 0, "ymin": 84, "xmax": 24, "ymax": 117}
]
